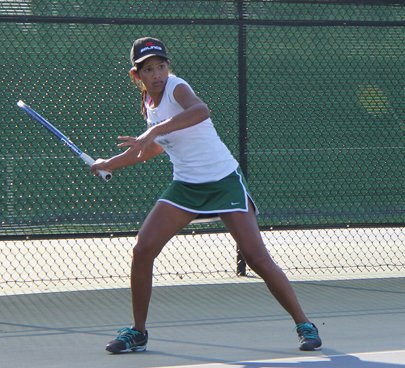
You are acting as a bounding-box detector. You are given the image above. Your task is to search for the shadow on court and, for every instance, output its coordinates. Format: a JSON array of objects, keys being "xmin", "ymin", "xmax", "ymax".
[
  {"xmin": 238, "ymin": 350, "xmax": 405, "ymax": 368},
  {"xmin": 1, "ymin": 278, "xmax": 404, "ymax": 368}
]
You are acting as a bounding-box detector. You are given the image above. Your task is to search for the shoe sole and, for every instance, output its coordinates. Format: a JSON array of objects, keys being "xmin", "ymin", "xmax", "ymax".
[
  {"xmin": 132, "ymin": 345, "xmax": 147, "ymax": 352},
  {"xmin": 106, "ymin": 345, "xmax": 147, "ymax": 353},
  {"xmin": 299, "ymin": 342, "xmax": 322, "ymax": 351}
]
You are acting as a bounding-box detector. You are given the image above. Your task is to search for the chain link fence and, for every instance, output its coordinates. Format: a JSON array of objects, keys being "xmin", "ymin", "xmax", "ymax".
[{"xmin": 1, "ymin": 0, "xmax": 404, "ymax": 294}]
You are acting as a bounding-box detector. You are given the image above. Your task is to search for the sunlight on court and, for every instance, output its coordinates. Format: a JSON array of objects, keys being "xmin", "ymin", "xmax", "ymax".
[{"xmin": 160, "ymin": 349, "xmax": 405, "ymax": 368}]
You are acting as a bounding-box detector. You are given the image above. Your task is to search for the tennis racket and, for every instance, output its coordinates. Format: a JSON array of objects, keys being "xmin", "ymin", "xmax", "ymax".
[{"xmin": 17, "ymin": 100, "xmax": 112, "ymax": 182}]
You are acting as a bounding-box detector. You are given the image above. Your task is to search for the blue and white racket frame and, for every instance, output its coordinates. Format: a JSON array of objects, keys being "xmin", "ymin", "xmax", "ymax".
[{"xmin": 17, "ymin": 100, "xmax": 112, "ymax": 181}]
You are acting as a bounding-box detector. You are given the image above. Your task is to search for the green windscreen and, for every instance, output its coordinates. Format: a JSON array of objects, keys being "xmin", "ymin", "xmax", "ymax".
[{"xmin": 1, "ymin": 0, "xmax": 404, "ymax": 236}]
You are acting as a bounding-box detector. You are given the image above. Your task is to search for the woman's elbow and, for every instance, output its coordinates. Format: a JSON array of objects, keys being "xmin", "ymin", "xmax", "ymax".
[{"xmin": 199, "ymin": 102, "xmax": 210, "ymax": 119}]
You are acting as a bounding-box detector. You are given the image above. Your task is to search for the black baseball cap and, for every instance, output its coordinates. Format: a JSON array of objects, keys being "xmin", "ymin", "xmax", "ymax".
[{"xmin": 130, "ymin": 37, "xmax": 169, "ymax": 66}]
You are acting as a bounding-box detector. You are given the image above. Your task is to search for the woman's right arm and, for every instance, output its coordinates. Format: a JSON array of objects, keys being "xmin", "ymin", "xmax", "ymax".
[{"xmin": 90, "ymin": 138, "xmax": 164, "ymax": 175}]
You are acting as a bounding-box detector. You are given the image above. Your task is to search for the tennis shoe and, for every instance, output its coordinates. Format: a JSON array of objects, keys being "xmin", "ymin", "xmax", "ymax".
[
  {"xmin": 105, "ymin": 327, "xmax": 148, "ymax": 353},
  {"xmin": 296, "ymin": 322, "xmax": 322, "ymax": 351}
]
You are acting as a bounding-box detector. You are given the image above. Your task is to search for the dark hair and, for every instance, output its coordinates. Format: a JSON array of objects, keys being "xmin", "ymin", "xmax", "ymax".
[{"xmin": 128, "ymin": 69, "xmax": 147, "ymax": 119}]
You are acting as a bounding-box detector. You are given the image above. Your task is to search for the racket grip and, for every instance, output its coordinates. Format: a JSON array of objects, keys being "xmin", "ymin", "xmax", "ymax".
[{"xmin": 80, "ymin": 153, "xmax": 112, "ymax": 182}]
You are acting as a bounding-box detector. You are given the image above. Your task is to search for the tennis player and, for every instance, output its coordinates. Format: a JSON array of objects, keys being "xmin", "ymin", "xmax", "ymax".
[{"xmin": 91, "ymin": 37, "xmax": 322, "ymax": 353}]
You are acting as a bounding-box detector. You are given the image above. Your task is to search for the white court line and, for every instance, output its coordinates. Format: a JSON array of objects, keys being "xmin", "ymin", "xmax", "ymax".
[{"xmin": 159, "ymin": 349, "xmax": 405, "ymax": 368}]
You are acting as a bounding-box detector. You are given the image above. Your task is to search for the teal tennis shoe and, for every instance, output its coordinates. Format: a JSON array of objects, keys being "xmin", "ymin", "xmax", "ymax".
[
  {"xmin": 296, "ymin": 322, "xmax": 322, "ymax": 351},
  {"xmin": 106, "ymin": 327, "xmax": 148, "ymax": 353}
]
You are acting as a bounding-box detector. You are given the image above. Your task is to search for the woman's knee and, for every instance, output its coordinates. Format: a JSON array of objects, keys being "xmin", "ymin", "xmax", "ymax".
[
  {"xmin": 241, "ymin": 248, "xmax": 276, "ymax": 274},
  {"xmin": 243, "ymin": 252, "xmax": 267, "ymax": 268},
  {"xmin": 132, "ymin": 237, "xmax": 161, "ymax": 261}
]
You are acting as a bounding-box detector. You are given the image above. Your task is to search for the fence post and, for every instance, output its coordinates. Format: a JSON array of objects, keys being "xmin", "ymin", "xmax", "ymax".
[{"xmin": 237, "ymin": 0, "xmax": 248, "ymax": 276}]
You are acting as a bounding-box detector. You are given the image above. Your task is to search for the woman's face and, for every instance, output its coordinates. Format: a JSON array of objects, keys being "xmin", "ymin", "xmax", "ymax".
[{"xmin": 138, "ymin": 56, "xmax": 170, "ymax": 95}]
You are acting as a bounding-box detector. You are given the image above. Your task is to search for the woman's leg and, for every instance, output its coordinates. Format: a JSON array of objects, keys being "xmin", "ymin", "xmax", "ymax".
[
  {"xmin": 220, "ymin": 202, "xmax": 309, "ymax": 324},
  {"xmin": 131, "ymin": 201, "xmax": 197, "ymax": 332}
]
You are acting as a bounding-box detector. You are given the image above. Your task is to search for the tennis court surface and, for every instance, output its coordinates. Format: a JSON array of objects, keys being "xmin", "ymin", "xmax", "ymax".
[{"xmin": 1, "ymin": 277, "xmax": 404, "ymax": 368}]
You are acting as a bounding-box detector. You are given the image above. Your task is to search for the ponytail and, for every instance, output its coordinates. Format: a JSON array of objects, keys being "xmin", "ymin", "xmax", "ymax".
[
  {"xmin": 128, "ymin": 66, "xmax": 147, "ymax": 119},
  {"xmin": 140, "ymin": 89, "xmax": 147, "ymax": 119}
]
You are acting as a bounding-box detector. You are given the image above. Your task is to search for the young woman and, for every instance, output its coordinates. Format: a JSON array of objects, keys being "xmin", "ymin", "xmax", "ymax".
[{"xmin": 91, "ymin": 37, "xmax": 322, "ymax": 353}]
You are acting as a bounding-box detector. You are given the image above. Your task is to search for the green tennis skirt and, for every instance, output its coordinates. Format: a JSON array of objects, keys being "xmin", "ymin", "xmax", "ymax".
[{"xmin": 158, "ymin": 167, "xmax": 259, "ymax": 219}]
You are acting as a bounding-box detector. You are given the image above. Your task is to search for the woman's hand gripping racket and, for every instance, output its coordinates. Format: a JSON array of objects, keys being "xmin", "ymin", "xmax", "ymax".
[{"xmin": 17, "ymin": 100, "xmax": 112, "ymax": 182}]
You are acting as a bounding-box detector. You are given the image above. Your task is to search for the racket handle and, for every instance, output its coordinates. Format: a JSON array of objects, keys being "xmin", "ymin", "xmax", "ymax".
[{"xmin": 81, "ymin": 153, "xmax": 112, "ymax": 182}]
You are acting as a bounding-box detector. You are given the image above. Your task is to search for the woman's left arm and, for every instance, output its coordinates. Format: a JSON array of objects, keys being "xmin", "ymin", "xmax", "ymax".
[{"xmin": 154, "ymin": 83, "xmax": 210, "ymax": 134}]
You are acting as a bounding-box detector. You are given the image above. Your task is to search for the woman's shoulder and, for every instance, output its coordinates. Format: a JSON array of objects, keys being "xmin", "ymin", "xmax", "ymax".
[
  {"xmin": 167, "ymin": 74, "xmax": 191, "ymax": 88},
  {"xmin": 165, "ymin": 75, "xmax": 193, "ymax": 101}
]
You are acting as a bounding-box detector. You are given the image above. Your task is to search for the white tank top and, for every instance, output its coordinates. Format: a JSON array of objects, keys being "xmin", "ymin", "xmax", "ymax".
[{"xmin": 145, "ymin": 75, "xmax": 238, "ymax": 183}]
